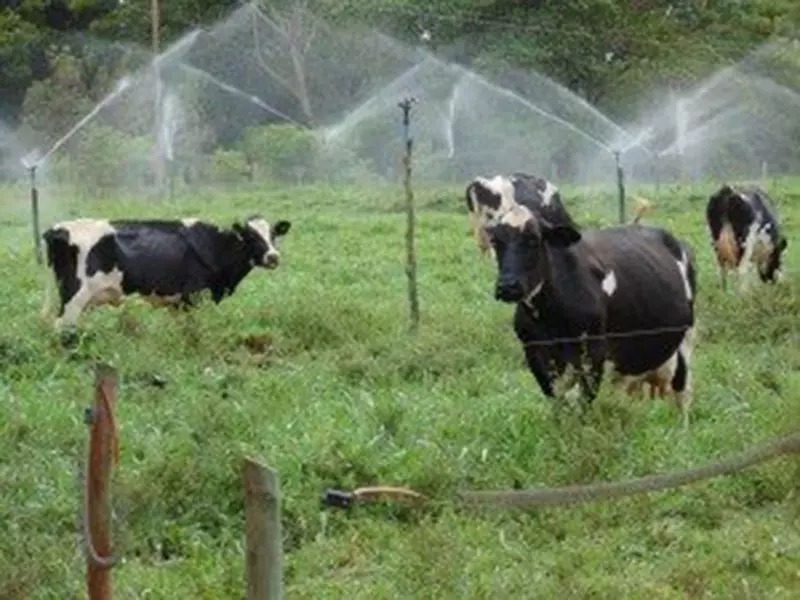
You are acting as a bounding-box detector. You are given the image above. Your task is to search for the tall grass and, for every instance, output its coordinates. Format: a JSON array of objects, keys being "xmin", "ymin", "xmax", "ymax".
[{"xmin": 0, "ymin": 178, "xmax": 798, "ymax": 599}]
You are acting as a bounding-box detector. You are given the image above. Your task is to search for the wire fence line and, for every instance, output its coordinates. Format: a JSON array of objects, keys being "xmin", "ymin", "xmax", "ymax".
[{"xmin": 516, "ymin": 324, "xmax": 693, "ymax": 349}]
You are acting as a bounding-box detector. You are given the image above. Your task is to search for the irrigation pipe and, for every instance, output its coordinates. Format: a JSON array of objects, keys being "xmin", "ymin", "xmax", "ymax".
[{"xmin": 323, "ymin": 431, "xmax": 800, "ymax": 512}]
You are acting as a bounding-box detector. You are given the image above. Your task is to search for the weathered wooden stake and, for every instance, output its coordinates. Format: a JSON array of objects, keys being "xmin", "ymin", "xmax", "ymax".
[
  {"xmin": 399, "ymin": 96, "xmax": 420, "ymax": 331},
  {"xmin": 85, "ymin": 365, "xmax": 120, "ymax": 600},
  {"xmin": 244, "ymin": 458, "xmax": 283, "ymax": 600}
]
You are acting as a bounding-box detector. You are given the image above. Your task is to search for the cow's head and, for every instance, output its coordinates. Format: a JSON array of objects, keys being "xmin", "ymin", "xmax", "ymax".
[
  {"xmin": 234, "ymin": 216, "xmax": 292, "ymax": 269},
  {"xmin": 486, "ymin": 205, "xmax": 581, "ymax": 304},
  {"xmin": 761, "ymin": 235, "xmax": 788, "ymax": 282}
]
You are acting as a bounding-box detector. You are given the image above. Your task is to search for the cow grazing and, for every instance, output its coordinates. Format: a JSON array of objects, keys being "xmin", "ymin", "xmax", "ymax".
[
  {"xmin": 706, "ymin": 184, "xmax": 788, "ymax": 291},
  {"xmin": 42, "ymin": 215, "xmax": 291, "ymax": 329},
  {"xmin": 485, "ymin": 205, "xmax": 697, "ymax": 426},
  {"xmin": 465, "ymin": 173, "xmax": 579, "ymax": 257}
]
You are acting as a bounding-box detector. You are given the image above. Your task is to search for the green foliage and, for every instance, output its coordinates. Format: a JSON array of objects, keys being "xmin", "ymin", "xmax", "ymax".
[
  {"xmin": 0, "ymin": 10, "xmax": 39, "ymax": 92},
  {"xmin": 1, "ymin": 179, "xmax": 799, "ymax": 597},
  {"xmin": 213, "ymin": 147, "xmax": 251, "ymax": 183},
  {"xmin": 53, "ymin": 125, "xmax": 152, "ymax": 195},
  {"xmin": 19, "ymin": 53, "xmax": 94, "ymax": 148},
  {"xmin": 240, "ymin": 124, "xmax": 319, "ymax": 183}
]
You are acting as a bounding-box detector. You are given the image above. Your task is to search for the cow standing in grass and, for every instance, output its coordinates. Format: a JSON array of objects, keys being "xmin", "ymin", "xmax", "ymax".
[
  {"xmin": 42, "ymin": 215, "xmax": 291, "ymax": 330},
  {"xmin": 706, "ymin": 184, "xmax": 788, "ymax": 291},
  {"xmin": 490, "ymin": 206, "xmax": 697, "ymax": 426},
  {"xmin": 465, "ymin": 174, "xmax": 690, "ymax": 411}
]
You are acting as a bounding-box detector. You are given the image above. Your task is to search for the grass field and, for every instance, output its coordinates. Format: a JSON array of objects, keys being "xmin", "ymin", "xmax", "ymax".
[{"xmin": 1, "ymin": 177, "xmax": 799, "ymax": 599}]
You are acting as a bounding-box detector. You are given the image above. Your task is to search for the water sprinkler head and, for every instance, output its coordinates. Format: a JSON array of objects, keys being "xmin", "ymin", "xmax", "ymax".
[
  {"xmin": 20, "ymin": 148, "xmax": 42, "ymax": 170},
  {"xmin": 398, "ymin": 96, "xmax": 418, "ymax": 109}
]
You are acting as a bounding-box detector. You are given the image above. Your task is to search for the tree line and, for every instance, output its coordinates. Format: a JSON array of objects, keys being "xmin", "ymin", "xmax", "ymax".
[{"xmin": 2, "ymin": 0, "xmax": 799, "ymax": 126}]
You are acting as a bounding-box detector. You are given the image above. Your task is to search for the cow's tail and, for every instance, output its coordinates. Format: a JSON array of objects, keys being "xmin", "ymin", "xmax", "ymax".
[
  {"xmin": 630, "ymin": 196, "xmax": 654, "ymax": 225},
  {"xmin": 715, "ymin": 222, "xmax": 738, "ymax": 269}
]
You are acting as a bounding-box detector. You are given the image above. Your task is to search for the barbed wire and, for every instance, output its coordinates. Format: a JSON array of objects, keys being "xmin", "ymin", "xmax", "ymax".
[{"xmin": 517, "ymin": 324, "xmax": 693, "ymax": 349}]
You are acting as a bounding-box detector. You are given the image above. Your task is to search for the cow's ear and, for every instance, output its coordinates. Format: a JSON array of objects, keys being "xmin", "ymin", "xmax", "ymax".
[
  {"xmin": 778, "ymin": 236, "xmax": 788, "ymax": 252},
  {"xmin": 273, "ymin": 220, "xmax": 291, "ymax": 236},
  {"xmin": 541, "ymin": 220, "xmax": 581, "ymax": 247},
  {"xmin": 232, "ymin": 222, "xmax": 247, "ymax": 236}
]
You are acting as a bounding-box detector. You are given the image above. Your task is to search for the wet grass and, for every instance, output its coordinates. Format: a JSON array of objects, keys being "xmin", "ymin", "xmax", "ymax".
[{"xmin": 0, "ymin": 177, "xmax": 798, "ymax": 599}]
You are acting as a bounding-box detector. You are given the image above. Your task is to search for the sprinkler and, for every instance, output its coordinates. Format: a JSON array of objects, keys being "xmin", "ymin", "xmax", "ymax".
[{"xmin": 398, "ymin": 96, "xmax": 418, "ymax": 147}]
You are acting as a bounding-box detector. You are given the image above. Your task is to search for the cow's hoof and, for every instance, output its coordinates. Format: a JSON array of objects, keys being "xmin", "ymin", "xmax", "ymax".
[{"xmin": 59, "ymin": 329, "xmax": 80, "ymax": 349}]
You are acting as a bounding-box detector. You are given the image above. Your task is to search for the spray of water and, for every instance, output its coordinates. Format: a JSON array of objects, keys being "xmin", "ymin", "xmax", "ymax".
[
  {"xmin": 159, "ymin": 91, "xmax": 181, "ymax": 161},
  {"xmin": 33, "ymin": 76, "xmax": 133, "ymax": 168},
  {"xmin": 175, "ymin": 63, "xmax": 303, "ymax": 127},
  {"xmin": 444, "ymin": 78, "xmax": 462, "ymax": 158},
  {"xmin": 454, "ymin": 66, "xmax": 615, "ymax": 155}
]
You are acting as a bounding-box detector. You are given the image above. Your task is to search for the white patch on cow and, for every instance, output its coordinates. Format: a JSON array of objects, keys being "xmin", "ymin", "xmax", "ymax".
[
  {"xmin": 601, "ymin": 270, "xmax": 617, "ymax": 297},
  {"xmin": 51, "ymin": 219, "xmax": 124, "ymax": 329},
  {"xmin": 675, "ymin": 251, "xmax": 692, "ymax": 301},
  {"xmin": 475, "ymin": 175, "xmax": 516, "ymax": 214},
  {"xmin": 53, "ymin": 218, "xmax": 115, "ymax": 252},
  {"xmin": 752, "ymin": 226, "xmax": 775, "ymax": 270},
  {"xmin": 181, "ymin": 218, "xmax": 199, "ymax": 227},
  {"xmin": 246, "ymin": 217, "xmax": 280, "ymax": 265},
  {"xmin": 58, "ymin": 268, "xmax": 125, "ymax": 329},
  {"xmin": 541, "ymin": 180, "xmax": 558, "ymax": 207},
  {"xmin": 467, "ymin": 175, "xmax": 522, "ymax": 256},
  {"xmin": 501, "ymin": 204, "xmax": 533, "ymax": 231}
]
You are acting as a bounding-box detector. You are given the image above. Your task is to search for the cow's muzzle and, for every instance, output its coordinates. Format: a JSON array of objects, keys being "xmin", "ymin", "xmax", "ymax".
[
  {"xmin": 495, "ymin": 280, "xmax": 523, "ymax": 303},
  {"xmin": 263, "ymin": 253, "xmax": 280, "ymax": 269}
]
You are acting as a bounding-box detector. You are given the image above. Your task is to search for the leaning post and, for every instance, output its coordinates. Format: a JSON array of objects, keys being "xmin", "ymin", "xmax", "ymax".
[{"xmin": 84, "ymin": 364, "xmax": 120, "ymax": 600}]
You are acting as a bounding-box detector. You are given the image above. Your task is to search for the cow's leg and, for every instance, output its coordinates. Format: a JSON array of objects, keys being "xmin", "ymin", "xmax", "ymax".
[
  {"xmin": 718, "ymin": 263, "xmax": 728, "ymax": 292},
  {"xmin": 576, "ymin": 339, "xmax": 606, "ymax": 404},
  {"xmin": 670, "ymin": 327, "xmax": 695, "ymax": 429},
  {"xmin": 522, "ymin": 345, "xmax": 557, "ymax": 398},
  {"xmin": 56, "ymin": 286, "xmax": 93, "ymax": 330},
  {"xmin": 737, "ymin": 230, "xmax": 758, "ymax": 292}
]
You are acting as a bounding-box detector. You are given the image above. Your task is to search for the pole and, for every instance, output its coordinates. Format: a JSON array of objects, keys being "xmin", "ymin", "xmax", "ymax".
[
  {"xmin": 84, "ymin": 365, "xmax": 120, "ymax": 600},
  {"xmin": 398, "ymin": 97, "xmax": 420, "ymax": 331},
  {"xmin": 29, "ymin": 165, "xmax": 42, "ymax": 265},
  {"xmin": 244, "ymin": 458, "xmax": 283, "ymax": 600},
  {"xmin": 614, "ymin": 149, "xmax": 626, "ymax": 224}
]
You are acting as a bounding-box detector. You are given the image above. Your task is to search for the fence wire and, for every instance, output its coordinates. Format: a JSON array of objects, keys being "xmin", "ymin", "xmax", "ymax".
[{"xmin": 517, "ymin": 324, "xmax": 693, "ymax": 349}]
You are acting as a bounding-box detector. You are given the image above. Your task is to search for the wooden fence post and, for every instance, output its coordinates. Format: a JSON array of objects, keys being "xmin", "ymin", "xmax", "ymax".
[
  {"xmin": 243, "ymin": 458, "xmax": 283, "ymax": 600},
  {"xmin": 85, "ymin": 364, "xmax": 120, "ymax": 600}
]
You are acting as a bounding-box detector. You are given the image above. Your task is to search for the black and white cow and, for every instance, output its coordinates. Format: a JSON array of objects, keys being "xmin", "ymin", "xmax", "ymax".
[
  {"xmin": 465, "ymin": 173, "xmax": 579, "ymax": 256},
  {"xmin": 42, "ymin": 215, "xmax": 291, "ymax": 329},
  {"xmin": 485, "ymin": 204, "xmax": 697, "ymax": 426},
  {"xmin": 705, "ymin": 184, "xmax": 788, "ymax": 291}
]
